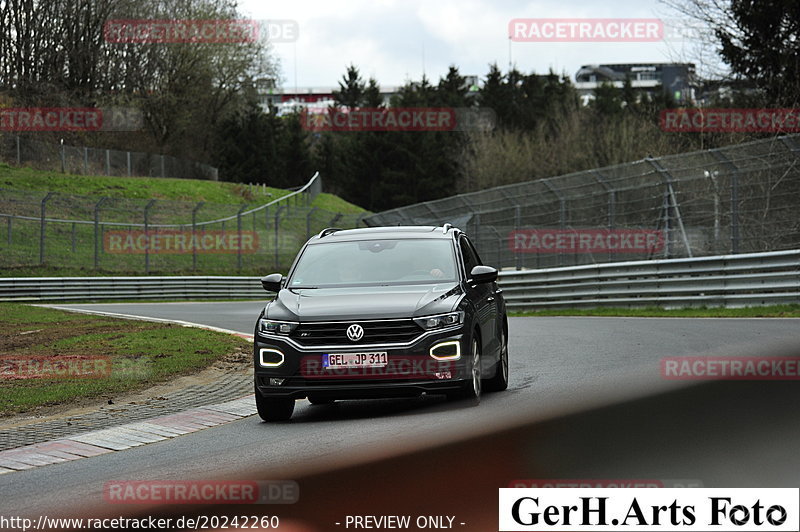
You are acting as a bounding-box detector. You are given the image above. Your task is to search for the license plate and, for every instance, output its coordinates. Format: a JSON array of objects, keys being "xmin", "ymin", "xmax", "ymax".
[{"xmin": 323, "ymin": 352, "xmax": 388, "ymax": 369}]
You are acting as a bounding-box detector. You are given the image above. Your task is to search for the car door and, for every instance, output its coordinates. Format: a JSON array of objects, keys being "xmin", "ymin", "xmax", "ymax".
[{"xmin": 459, "ymin": 235, "xmax": 499, "ymax": 371}]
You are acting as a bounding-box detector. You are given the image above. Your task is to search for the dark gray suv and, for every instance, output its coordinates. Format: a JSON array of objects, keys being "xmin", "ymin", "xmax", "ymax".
[{"xmin": 253, "ymin": 225, "xmax": 508, "ymax": 421}]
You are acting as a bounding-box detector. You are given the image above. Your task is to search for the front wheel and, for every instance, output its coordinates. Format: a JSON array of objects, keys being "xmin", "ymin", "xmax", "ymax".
[
  {"xmin": 255, "ymin": 385, "xmax": 295, "ymax": 421},
  {"xmin": 484, "ymin": 328, "xmax": 509, "ymax": 392},
  {"xmin": 448, "ymin": 336, "xmax": 481, "ymax": 406}
]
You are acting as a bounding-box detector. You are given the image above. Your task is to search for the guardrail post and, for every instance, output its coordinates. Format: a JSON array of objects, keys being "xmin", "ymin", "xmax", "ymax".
[
  {"xmin": 144, "ymin": 199, "xmax": 156, "ymax": 273},
  {"xmin": 192, "ymin": 202, "xmax": 204, "ymax": 271},
  {"xmin": 39, "ymin": 192, "xmax": 54, "ymax": 265},
  {"xmin": 237, "ymin": 204, "xmax": 247, "ymax": 271},
  {"xmin": 94, "ymin": 197, "xmax": 109, "ymax": 269},
  {"xmin": 274, "ymin": 205, "xmax": 285, "ymax": 270}
]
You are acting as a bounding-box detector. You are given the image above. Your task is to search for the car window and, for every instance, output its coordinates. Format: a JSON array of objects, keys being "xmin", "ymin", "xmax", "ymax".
[
  {"xmin": 459, "ymin": 236, "xmax": 481, "ymax": 275},
  {"xmin": 288, "ymin": 238, "xmax": 457, "ymax": 287}
]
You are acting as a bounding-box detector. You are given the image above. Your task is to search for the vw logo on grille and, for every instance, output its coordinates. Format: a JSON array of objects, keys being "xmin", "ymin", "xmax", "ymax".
[{"xmin": 346, "ymin": 324, "xmax": 364, "ymax": 342}]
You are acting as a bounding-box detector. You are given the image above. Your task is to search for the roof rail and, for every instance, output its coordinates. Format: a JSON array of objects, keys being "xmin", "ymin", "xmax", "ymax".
[
  {"xmin": 318, "ymin": 227, "xmax": 342, "ymax": 238},
  {"xmin": 442, "ymin": 223, "xmax": 453, "ymax": 234}
]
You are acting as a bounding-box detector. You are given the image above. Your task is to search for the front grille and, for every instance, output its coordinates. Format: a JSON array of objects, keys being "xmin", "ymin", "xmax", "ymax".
[{"xmin": 290, "ymin": 319, "xmax": 423, "ymax": 346}]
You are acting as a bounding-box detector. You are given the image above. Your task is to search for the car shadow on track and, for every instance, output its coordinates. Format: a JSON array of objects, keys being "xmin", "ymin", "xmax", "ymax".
[{"xmin": 260, "ymin": 393, "xmax": 505, "ymax": 424}]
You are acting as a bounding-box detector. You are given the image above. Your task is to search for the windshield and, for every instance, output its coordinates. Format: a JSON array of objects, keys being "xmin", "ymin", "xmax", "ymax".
[{"xmin": 288, "ymin": 239, "xmax": 458, "ymax": 287}]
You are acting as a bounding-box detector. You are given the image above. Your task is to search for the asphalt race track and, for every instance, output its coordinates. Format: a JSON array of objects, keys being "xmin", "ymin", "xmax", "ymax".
[{"xmin": 2, "ymin": 302, "xmax": 799, "ymax": 530}]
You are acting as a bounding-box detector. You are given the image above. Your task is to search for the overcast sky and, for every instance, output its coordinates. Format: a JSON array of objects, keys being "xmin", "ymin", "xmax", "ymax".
[{"xmin": 236, "ymin": 0, "xmax": 721, "ymax": 89}]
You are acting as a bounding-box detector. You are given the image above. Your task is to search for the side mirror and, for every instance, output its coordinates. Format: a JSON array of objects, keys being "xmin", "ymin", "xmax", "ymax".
[
  {"xmin": 260, "ymin": 273, "xmax": 284, "ymax": 293},
  {"xmin": 469, "ymin": 265, "xmax": 498, "ymax": 285}
]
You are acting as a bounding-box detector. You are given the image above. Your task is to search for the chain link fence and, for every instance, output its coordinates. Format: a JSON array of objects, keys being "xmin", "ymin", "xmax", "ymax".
[
  {"xmin": 0, "ymin": 173, "xmax": 370, "ymax": 273},
  {"xmin": 0, "ymin": 133, "xmax": 218, "ymax": 180},
  {"xmin": 366, "ymin": 134, "xmax": 800, "ymax": 270}
]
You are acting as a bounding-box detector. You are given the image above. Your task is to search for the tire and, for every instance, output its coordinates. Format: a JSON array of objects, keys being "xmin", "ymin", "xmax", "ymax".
[
  {"xmin": 484, "ymin": 327, "xmax": 509, "ymax": 392},
  {"xmin": 308, "ymin": 396, "xmax": 334, "ymax": 405},
  {"xmin": 448, "ymin": 335, "xmax": 481, "ymax": 406},
  {"xmin": 255, "ymin": 385, "xmax": 295, "ymax": 421}
]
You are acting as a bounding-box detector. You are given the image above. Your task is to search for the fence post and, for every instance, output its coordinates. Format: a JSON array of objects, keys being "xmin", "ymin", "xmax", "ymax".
[
  {"xmin": 127, "ymin": 151, "xmax": 132, "ymax": 177},
  {"xmin": 274, "ymin": 205, "xmax": 285, "ymax": 270},
  {"xmin": 593, "ymin": 171, "xmax": 616, "ymax": 262},
  {"xmin": 71, "ymin": 222, "xmax": 77, "ymax": 253},
  {"xmin": 646, "ymin": 157, "xmax": 692, "ymax": 258},
  {"xmin": 15, "ymin": 135, "xmax": 20, "ymax": 165},
  {"xmin": 306, "ymin": 207, "xmax": 318, "ymax": 240},
  {"xmin": 237, "ymin": 204, "xmax": 247, "ymax": 271},
  {"xmin": 514, "ymin": 206, "xmax": 522, "ymax": 270},
  {"xmin": 144, "ymin": 200, "xmax": 156, "ymax": 273},
  {"xmin": 709, "ymin": 149, "xmax": 741, "ymax": 254},
  {"xmin": 6, "ymin": 216, "xmax": 11, "ymax": 245},
  {"xmin": 105, "ymin": 149, "xmax": 110, "ymax": 175},
  {"xmin": 83, "ymin": 147, "xmax": 88, "ymax": 175},
  {"xmin": 192, "ymin": 202, "xmax": 204, "ymax": 271},
  {"xmin": 60, "ymin": 140, "xmax": 65, "ymax": 173},
  {"xmin": 161, "ymin": 155, "xmax": 166, "ymax": 178},
  {"xmin": 40, "ymin": 192, "xmax": 54, "ymax": 265},
  {"xmin": 542, "ymin": 178, "xmax": 566, "ymax": 266},
  {"xmin": 94, "ymin": 197, "xmax": 109, "ymax": 269}
]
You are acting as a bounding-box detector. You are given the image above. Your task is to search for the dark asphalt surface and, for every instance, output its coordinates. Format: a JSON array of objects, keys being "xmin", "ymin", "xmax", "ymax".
[{"xmin": 1, "ymin": 303, "xmax": 798, "ymax": 523}]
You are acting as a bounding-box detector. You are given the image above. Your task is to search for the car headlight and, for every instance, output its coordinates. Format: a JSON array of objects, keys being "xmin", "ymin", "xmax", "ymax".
[
  {"xmin": 414, "ymin": 311, "xmax": 464, "ymax": 330},
  {"xmin": 258, "ymin": 319, "xmax": 299, "ymax": 335}
]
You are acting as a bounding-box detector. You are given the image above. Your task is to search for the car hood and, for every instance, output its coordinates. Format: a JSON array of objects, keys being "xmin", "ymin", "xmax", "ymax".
[{"xmin": 265, "ymin": 283, "xmax": 463, "ymax": 321}]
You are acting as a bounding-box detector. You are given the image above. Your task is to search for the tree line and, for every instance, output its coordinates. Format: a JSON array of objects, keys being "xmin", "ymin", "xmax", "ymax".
[{"xmin": 0, "ymin": 0, "xmax": 797, "ymax": 211}]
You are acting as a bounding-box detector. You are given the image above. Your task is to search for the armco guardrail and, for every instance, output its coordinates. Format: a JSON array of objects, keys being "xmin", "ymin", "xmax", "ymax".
[
  {"xmin": 1, "ymin": 249, "xmax": 798, "ymax": 306},
  {"xmin": 498, "ymin": 249, "xmax": 800, "ymax": 309},
  {"xmin": 0, "ymin": 276, "xmax": 266, "ymax": 302}
]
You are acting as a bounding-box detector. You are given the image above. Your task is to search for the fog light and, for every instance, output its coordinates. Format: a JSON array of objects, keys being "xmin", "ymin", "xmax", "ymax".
[
  {"xmin": 430, "ymin": 340, "xmax": 461, "ymax": 360},
  {"xmin": 269, "ymin": 378, "xmax": 285, "ymax": 386},
  {"xmin": 260, "ymin": 348, "xmax": 284, "ymax": 367}
]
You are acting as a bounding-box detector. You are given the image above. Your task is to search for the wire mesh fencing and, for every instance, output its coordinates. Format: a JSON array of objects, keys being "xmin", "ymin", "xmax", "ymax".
[
  {"xmin": 0, "ymin": 133, "xmax": 218, "ymax": 180},
  {"xmin": 365, "ymin": 134, "xmax": 800, "ymax": 270},
  {"xmin": 0, "ymin": 173, "xmax": 368, "ymax": 274}
]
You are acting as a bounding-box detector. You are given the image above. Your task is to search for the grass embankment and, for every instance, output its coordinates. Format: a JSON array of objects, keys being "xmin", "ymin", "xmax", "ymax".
[
  {"xmin": 510, "ymin": 305, "xmax": 800, "ymax": 318},
  {"xmin": 0, "ymin": 163, "xmax": 368, "ymax": 276},
  {"xmin": 0, "ymin": 303, "xmax": 251, "ymax": 416}
]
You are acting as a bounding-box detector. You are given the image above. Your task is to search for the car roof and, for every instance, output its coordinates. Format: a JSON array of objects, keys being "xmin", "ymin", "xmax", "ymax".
[{"xmin": 309, "ymin": 225, "xmax": 460, "ymax": 244}]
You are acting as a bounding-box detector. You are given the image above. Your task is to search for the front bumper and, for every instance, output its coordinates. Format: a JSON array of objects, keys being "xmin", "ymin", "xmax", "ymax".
[{"xmin": 254, "ymin": 327, "xmax": 467, "ymax": 400}]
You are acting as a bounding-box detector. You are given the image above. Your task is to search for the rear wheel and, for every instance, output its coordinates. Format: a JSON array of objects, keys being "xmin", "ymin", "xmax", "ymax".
[
  {"xmin": 484, "ymin": 328, "xmax": 509, "ymax": 392},
  {"xmin": 255, "ymin": 385, "xmax": 295, "ymax": 421}
]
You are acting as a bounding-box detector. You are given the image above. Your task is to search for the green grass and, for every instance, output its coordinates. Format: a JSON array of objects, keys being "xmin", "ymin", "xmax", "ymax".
[
  {"xmin": 0, "ymin": 162, "xmax": 370, "ymax": 277},
  {"xmin": 0, "ymin": 303, "xmax": 251, "ymax": 415},
  {"xmin": 0, "ymin": 162, "xmax": 290, "ymax": 203},
  {"xmin": 510, "ymin": 305, "xmax": 800, "ymax": 318}
]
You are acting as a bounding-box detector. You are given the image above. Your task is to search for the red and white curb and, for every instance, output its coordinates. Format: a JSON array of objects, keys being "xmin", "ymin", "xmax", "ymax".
[{"xmin": 0, "ymin": 396, "xmax": 257, "ymax": 475}]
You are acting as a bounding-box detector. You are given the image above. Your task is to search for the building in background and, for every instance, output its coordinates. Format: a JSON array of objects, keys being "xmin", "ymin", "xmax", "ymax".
[{"xmin": 574, "ymin": 63, "xmax": 698, "ymax": 105}]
